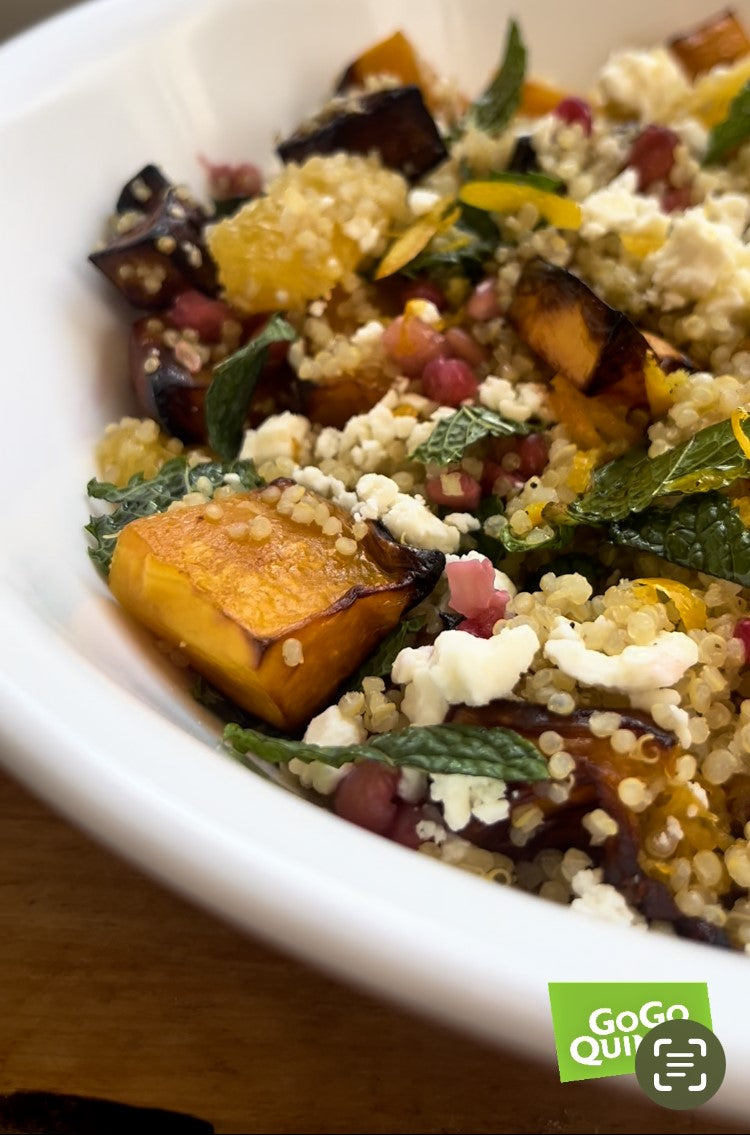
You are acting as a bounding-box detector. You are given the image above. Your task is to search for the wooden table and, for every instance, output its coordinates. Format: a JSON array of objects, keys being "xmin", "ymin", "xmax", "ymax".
[{"xmin": 0, "ymin": 769, "xmax": 745, "ymax": 1134}]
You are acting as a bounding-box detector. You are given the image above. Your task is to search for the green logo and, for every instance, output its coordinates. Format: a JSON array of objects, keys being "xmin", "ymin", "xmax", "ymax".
[
  {"xmin": 635, "ymin": 1019, "xmax": 726, "ymax": 1109},
  {"xmin": 548, "ymin": 983, "xmax": 713, "ymax": 1083}
]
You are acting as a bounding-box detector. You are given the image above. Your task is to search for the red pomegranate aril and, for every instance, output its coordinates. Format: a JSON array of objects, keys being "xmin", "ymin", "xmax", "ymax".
[
  {"xmin": 382, "ymin": 314, "xmax": 447, "ymax": 376},
  {"xmin": 387, "ymin": 803, "xmax": 425, "ymax": 849},
  {"xmin": 200, "ymin": 156, "xmax": 263, "ymax": 201},
  {"xmin": 446, "ymin": 555, "xmax": 496, "ymax": 617},
  {"xmin": 661, "ymin": 185, "xmax": 692, "ymax": 213},
  {"xmin": 421, "ymin": 356, "xmax": 479, "ymax": 406},
  {"xmin": 625, "ymin": 125, "xmax": 680, "ymax": 191},
  {"xmin": 334, "ymin": 761, "xmax": 399, "ymax": 835},
  {"xmin": 459, "ymin": 592, "xmax": 509, "ymax": 639},
  {"xmin": 554, "ymin": 97, "xmax": 593, "ymax": 136},
  {"xmin": 466, "ymin": 278, "xmax": 500, "ymax": 321},
  {"xmin": 167, "ymin": 290, "xmax": 234, "ymax": 342},
  {"xmin": 515, "ymin": 433, "xmax": 550, "ymax": 479},
  {"xmin": 400, "ymin": 278, "xmax": 448, "ymax": 311},
  {"xmin": 445, "ymin": 326, "xmax": 488, "ymax": 367},
  {"xmin": 734, "ymin": 619, "xmax": 750, "ymax": 663},
  {"xmin": 426, "ymin": 471, "xmax": 482, "ymax": 510}
]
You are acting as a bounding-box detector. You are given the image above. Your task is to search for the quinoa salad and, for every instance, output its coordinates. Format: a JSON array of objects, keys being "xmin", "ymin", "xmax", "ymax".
[{"xmin": 87, "ymin": 10, "xmax": 750, "ymax": 951}]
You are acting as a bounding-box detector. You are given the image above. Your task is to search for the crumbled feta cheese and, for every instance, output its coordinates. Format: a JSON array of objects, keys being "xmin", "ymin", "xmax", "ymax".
[
  {"xmin": 478, "ymin": 376, "xmax": 551, "ymax": 422},
  {"xmin": 351, "ymin": 319, "xmax": 384, "ymax": 347},
  {"xmin": 415, "ymin": 818, "xmax": 447, "ymax": 844},
  {"xmin": 429, "ymin": 773, "xmax": 510, "ymax": 831},
  {"xmin": 580, "ymin": 170, "xmax": 669, "ymax": 242},
  {"xmin": 288, "ymin": 705, "xmax": 367, "ymax": 795},
  {"xmin": 408, "ymin": 187, "xmax": 442, "ymax": 216},
  {"xmin": 398, "ymin": 768, "xmax": 428, "ymax": 803},
  {"xmin": 648, "ymin": 207, "xmax": 750, "ymax": 309},
  {"xmin": 392, "ymin": 625, "xmax": 539, "ymax": 724},
  {"xmin": 570, "ymin": 868, "xmax": 645, "ymax": 926},
  {"xmin": 544, "ymin": 617, "xmax": 698, "ymax": 692},
  {"xmin": 375, "ymin": 491, "xmax": 462, "ymax": 553},
  {"xmin": 703, "ymin": 193, "xmax": 750, "ymax": 238},
  {"xmin": 596, "ymin": 47, "xmax": 691, "ymax": 123},
  {"xmin": 391, "ymin": 644, "xmax": 449, "ymax": 726},
  {"xmin": 442, "ymin": 512, "xmax": 482, "ymax": 534},
  {"xmin": 241, "ymin": 411, "xmax": 312, "ymax": 466}
]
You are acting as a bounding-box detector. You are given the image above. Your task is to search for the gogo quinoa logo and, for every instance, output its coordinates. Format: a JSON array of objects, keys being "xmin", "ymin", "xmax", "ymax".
[{"xmin": 548, "ymin": 983, "xmax": 718, "ymax": 1089}]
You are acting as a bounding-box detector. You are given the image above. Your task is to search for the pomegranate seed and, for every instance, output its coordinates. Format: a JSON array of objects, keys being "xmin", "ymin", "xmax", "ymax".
[
  {"xmin": 515, "ymin": 433, "xmax": 550, "ymax": 479},
  {"xmin": 426, "ymin": 471, "xmax": 482, "ymax": 510},
  {"xmin": 446, "ymin": 555, "xmax": 496, "ymax": 617},
  {"xmin": 625, "ymin": 125, "xmax": 680, "ymax": 191},
  {"xmin": 734, "ymin": 619, "xmax": 750, "ymax": 663},
  {"xmin": 445, "ymin": 326, "xmax": 488, "ymax": 367},
  {"xmin": 400, "ymin": 278, "xmax": 448, "ymax": 311},
  {"xmin": 421, "ymin": 356, "xmax": 479, "ymax": 406},
  {"xmin": 334, "ymin": 761, "xmax": 399, "ymax": 835},
  {"xmin": 466, "ymin": 278, "xmax": 500, "ymax": 321},
  {"xmin": 167, "ymin": 290, "xmax": 234, "ymax": 342},
  {"xmin": 200, "ymin": 156, "xmax": 262, "ymax": 200},
  {"xmin": 387, "ymin": 803, "xmax": 425, "ymax": 849},
  {"xmin": 661, "ymin": 184, "xmax": 692, "ymax": 213},
  {"xmin": 382, "ymin": 314, "xmax": 447, "ymax": 376},
  {"xmin": 554, "ymin": 97, "xmax": 593, "ymax": 136},
  {"xmin": 459, "ymin": 592, "xmax": 509, "ymax": 638}
]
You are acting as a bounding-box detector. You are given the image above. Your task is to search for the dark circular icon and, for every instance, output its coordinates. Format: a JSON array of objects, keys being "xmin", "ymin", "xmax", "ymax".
[{"xmin": 635, "ymin": 1019, "xmax": 726, "ymax": 1110}]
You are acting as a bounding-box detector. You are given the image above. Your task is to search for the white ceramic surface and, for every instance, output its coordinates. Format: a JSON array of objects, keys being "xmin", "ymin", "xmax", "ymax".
[{"xmin": 1, "ymin": 0, "xmax": 749, "ymax": 1118}]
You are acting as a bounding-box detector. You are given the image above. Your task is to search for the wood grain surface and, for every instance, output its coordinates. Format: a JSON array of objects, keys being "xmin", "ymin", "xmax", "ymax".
[{"xmin": 0, "ymin": 768, "xmax": 744, "ymax": 1135}]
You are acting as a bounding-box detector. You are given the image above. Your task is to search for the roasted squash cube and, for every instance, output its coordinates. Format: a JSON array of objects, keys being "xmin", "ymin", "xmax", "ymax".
[
  {"xmin": 109, "ymin": 482, "xmax": 443, "ymax": 730},
  {"xmin": 508, "ymin": 258, "xmax": 651, "ymax": 406},
  {"xmin": 669, "ymin": 8, "xmax": 750, "ymax": 79}
]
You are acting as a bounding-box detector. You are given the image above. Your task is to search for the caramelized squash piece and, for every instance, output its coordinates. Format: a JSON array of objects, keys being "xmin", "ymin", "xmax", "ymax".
[
  {"xmin": 451, "ymin": 700, "xmax": 731, "ymax": 943},
  {"xmin": 337, "ymin": 31, "xmax": 424, "ymax": 92},
  {"xmin": 109, "ymin": 484, "xmax": 443, "ymax": 730},
  {"xmin": 508, "ymin": 258, "xmax": 651, "ymax": 406},
  {"xmin": 302, "ymin": 370, "xmax": 394, "ymax": 428},
  {"xmin": 669, "ymin": 8, "xmax": 750, "ymax": 79},
  {"xmin": 520, "ymin": 78, "xmax": 567, "ymax": 116}
]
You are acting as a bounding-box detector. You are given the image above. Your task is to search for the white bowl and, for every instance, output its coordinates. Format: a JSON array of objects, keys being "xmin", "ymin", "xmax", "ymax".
[{"xmin": 1, "ymin": 0, "xmax": 748, "ymax": 1118}]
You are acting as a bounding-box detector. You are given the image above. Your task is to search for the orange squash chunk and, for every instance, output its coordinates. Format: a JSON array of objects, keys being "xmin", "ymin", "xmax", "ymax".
[
  {"xmin": 508, "ymin": 258, "xmax": 651, "ymax": 407},
  {"xmin": 109, "ymin": 483, "xmax": 443, "ymax": 730},
  {"xmin": 670, "ymin": 8, "xmax": 750, "ymax": 79}
]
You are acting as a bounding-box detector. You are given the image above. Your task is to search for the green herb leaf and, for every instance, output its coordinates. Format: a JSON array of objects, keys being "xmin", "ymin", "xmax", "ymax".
[
  {"xmin": 704, "ymin": 80, "xmax": 750, "ymax": 165},
  {"xmin": 569, "ymin": 416, "xmax": 750, "ymax": 525},
  {"xmin": 206, "ymin": 313, "xmax": 297, "ymax": 460},
  {"xmin": 224, "ymin": 721, "xmax": 548, "ymax": 782},
  {"xmin": 86, "ymin": 457, "xmax": 263, "ymax": 576},
  {"xmin": 499, "ymin": 522, "xmax": 572, "ymax": 555},
  {"xmin": 410, "ymin": 406, "xmax": 539, "ymax": 467},
  {"xmin": 343, "ymin": 614, "xmax": 427, "ymax": 692},
  {"xmin": 609, "ymin": 491, "xmax": 750, "ymax": 587},
  {"xmin": 402, "ymin": 203, "xmax": 499, "ymax": 282},
  {"xmin": 466, "ymin": 18, "xmax": 527, "ymax": 137}
]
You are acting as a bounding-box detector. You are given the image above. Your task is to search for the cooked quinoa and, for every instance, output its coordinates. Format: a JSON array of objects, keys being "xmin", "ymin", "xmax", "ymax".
[{"xmin": 88, "ymin": 13, "xmax": 750, "ymax": 951}]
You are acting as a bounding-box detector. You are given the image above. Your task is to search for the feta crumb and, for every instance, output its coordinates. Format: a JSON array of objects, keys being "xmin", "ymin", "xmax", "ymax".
[
  {"xmin": 398, "ymin": 768, "xmax": 427, "ymax": 803},
  {"xmin": 351, "ymin": 319, "xmax": 384, "ymax": 347},
  {"xmin": 443, "ymin": 512, "xmax": 482, "ymax": 534},
  {"xmin": 241, "ymin": 411, "xmax": 312, "ymax": 466},
  {"xmin": 408, "ymin": 187, "xmax": 442, "ymax": 216},
  {"xmin": 289, "ymin": 705, "xmax": 367, "ymax": 795},
  {"xmin": 596, "ymin": 47, "xmax": 691, "ymax": 123},
  {"xmin": 544, "ymin": 617, "xmax": 698, "ymax": 692},
  {"xmin": 478, "ymin": 377, "xmax": 552, "ymax": 422},
  {"xmin": 570, "ymin": 868, "xmax": 645, "ymax": 926},
  {"xmin": 416, "ymin": 818, "xmax": 447, "ymax": 844},
  {"xmin": 580, "ymin": 170, "xmax": 669, "ymax": 243},
  {"xmin": 648, "ymin": 207, "xmax": 750, "ymax": 308},
  {"xmin": 391, "ymin": 644, "xmax": 449, "ymax": 726},
  {"xmin": 429, "ymin": 774, "xmax": 510, "ymax": 832}
]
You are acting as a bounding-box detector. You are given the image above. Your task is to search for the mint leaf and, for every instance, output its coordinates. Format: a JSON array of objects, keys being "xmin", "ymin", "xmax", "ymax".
[
  {"xmin": 569, "ymin": 416, "xmax": 750, "ymax": 525},
  {"xmin": 499, "ymin": 522, "xmax": 572, "ymax": 555},
  {"xmin": 704, "ymin": 80, "xmax": 750, "ymax": 164},
  {"xmin": 206, "ymin": 313, "xmax": 296, "ymax": 460},
  {"xmin": 224, "ymin": 721, "xmax": 548, "ymax": 782},
  {"xmin": 465, "ymin": 18, "xmax": 527, "ymax": 137},
  {"xmin": 410, "ymin": 406, "xmax": 539, "ymax": 467},
  {"xmin": 86, "ymin": 456, "xmax": 263, "ymax": 576},
  {"xmin": 402, "ymin": 203, "xmax": 499, "ymax": 282},
  {"xmin": 609, "ymin": 491, "xmax": 750, "ymax": 587},
  {"xmin": 343, "ymin": 614, "xmax": 427, "ymax": 692}
]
